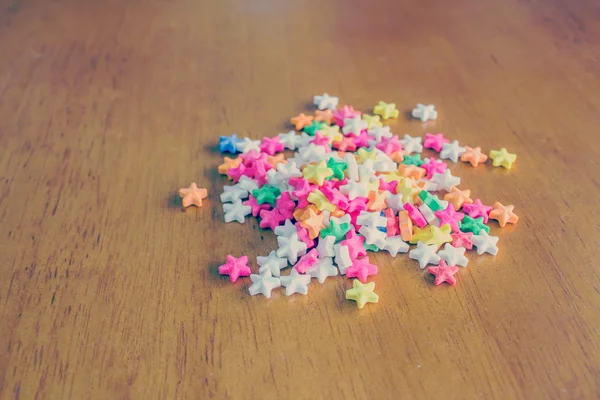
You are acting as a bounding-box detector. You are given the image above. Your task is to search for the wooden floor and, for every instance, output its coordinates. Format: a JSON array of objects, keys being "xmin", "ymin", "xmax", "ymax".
[{"xmin": 1, "ymin": 0, "xmax": 600, "ymax": 398}]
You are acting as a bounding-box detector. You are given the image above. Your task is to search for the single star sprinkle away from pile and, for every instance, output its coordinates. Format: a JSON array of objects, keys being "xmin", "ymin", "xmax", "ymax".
[{"xmin": 207, "ymin": 95, "xmax": 518, "ymax": 309}]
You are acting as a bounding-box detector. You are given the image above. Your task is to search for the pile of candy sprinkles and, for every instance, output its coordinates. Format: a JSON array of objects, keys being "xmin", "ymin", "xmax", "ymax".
[{"xmin": 179, "ymin": 94, "xmax": 519, "ymax": 309}]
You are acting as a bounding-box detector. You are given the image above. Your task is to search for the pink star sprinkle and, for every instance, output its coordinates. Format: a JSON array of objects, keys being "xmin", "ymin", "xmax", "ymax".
[
  {"xmin": 451, "ymin": 231, "xmax": 474, "ymax": 250},
  {"xmin": 424, "ymin": 133, "xmax": 450, "ymax": 152},
  {"xmin": 294, "ymin": 249, "xmax": 319, "ymax": 273},
  {"xmin": 259, "ymin": 137, "xmax": 284, "ymax": 155},
  {"xmin": 342, "ymin": 230, "xmax": 367, "ymax": 258},
  {"xmin": 379, "ymin": 179, "xmax": 398, "ymax": 194},
  {"xmin": 421, "ymin": 157, "xmax": 448, "ymax": 179},
  {"xmin": 428, "ymin": 259, "xmax": 459, "ymax": 286},
  {"xmin": 346, "ymin": 256, "xmax": 378, "ymax": 283},
  {"xmin": 462, "ymin": 199, "xmax": 492, "ymax": 223},
  {"xmin": 243, "ymin": 194, "xmax": 271, "ymax": 217},
  {"xmin": 376, "ymin": 136, "xmax": 403, "ymax": 155},
  {"xmin": 309, "ymin": 132, "xmax": 331, "ymax": 146},
  {"xmin": 275, "ymin": 192, "xmax": 296, "ymax": 219},
  {"xmin": 218, "ymin": 255, "xmax": 251, "ymax": 283},
  {"xmin": 259, "ymin": 208, "xmax": 286, "ymax": 230},
  {"xmin": 434, "ymin": 204, "xmax": 465, "ymax": 232},
  {"xmin": 296, "ymin": 223, "xmax": 316, "ymax": 249},
  {"xmin": 333, "ymin": 106, "xmax": 361, "ymax": 126},
  {"xmin": 384, "ymin": 209, "xmax": 399, "ymax": 237}
]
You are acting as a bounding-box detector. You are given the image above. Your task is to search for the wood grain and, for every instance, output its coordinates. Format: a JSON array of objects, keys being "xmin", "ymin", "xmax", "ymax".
[{"xmin": 1, "ymin": 0, "xmax": 600, "ymax": 398}]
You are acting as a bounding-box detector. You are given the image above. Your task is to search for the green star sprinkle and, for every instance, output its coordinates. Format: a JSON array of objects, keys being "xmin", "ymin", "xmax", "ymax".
[
  {"xmin": 326, "ymin": 158, "xmax": 347, "ymax": 180},
  {"xmin": 459, "ymin": 215, "xmax": 490, "ymax": 234},
  {"xmin": 251, "ymin": 185, "xmax": 281, "ymax": 206},
  {"xmin": 320, "ymin": 220, "xmax": 351, "ymax": 242}
]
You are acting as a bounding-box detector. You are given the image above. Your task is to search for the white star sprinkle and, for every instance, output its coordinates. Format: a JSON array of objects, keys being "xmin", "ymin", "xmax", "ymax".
[
  {"xmin": 278, "ymin": 130, "xmax": 301, "ymax": 150},
  {"xmin": 223, "ymin": 199, "xmax": 251, "ymax": 223},
  {"xmin": 274, "ymin": 219, "xmax": 297, "ymax": 237},
  {"xmin": 316, "ymin": 235, "xmax": 336, "ymax": 258},
  {"xmin": 471, "ymin": 230, "xmax": 499, "ymax": 256},
  {"xmin": 313, "ymin": 93, "xmax": 339, "ymax": 110},
  {"xmin": 306, "ymin": 257, "xmax": 338, "ymax": 283},
  {"xmin": 257, "ymin": 250, "xmax": 288, "ymax": 277},
  {"xmin": 431, "ymin": 169, "xmax": 461, "ymax": 192},
  {"xmin": 276, "ymin": 233, "xmax": 308, "ymax": 264},
  {"xmin": 383, "ymin": 236, "xmax": 410, "ymax": 257},
  {"xmin": 440, "ymin": 140, "xmax": 466, "ymax": 163},
  {"xmin": 437, "ymin": 243, "xmax": 469, "ymax": 267},
  {"xmin": 248, "ymin": 271, "xmax": 281, "ymax": 299},
  {"xmin": 280, "ymin": 269, "xmax": 311, "ymax": 296},
  {"xmin": 334, "ymin": 243, "xmax": 352, "ymax": 274},
  {"xmin": 220, "ymin": 184, "xmax": 248, "ymax": 202},
  {"xmin": 342, "ymin": 115, "xmax": 368, "ymax": 136},
  {"xmin": 236, "ymin": 137, "xmax": 261, "ymax": 153},
  {"xmin": 399, "ymin": 134, "xmax": 423, "ymax": 153},
  {"xmin": 385, "ymin": 192, "xmax": 405, "ymax": 212},
  {"xmin": 411, "ymin": 104, "xmax": 438, "ymax": 122},
  {"xmin": 358, "ymin": 225, "xmax": 387, "ymax": 248},
  {"xmin": 339, "ymin": 180, "xmax": 369, "ymax": 200},
  {"xmin": 409, "ymin": 241, "xmax": 441, "ymax": 269}
]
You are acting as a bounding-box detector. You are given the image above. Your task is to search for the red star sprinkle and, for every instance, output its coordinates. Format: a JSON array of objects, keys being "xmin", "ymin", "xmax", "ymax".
[{"xmin": 428, "ymin": 259, "xmax": 459, "ymax": 286}]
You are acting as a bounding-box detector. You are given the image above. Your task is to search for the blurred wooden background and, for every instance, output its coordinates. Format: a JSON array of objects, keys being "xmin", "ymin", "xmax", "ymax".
[{"xmin": 1, "ymin": 0, "xmax": 600, "ymax": 398}]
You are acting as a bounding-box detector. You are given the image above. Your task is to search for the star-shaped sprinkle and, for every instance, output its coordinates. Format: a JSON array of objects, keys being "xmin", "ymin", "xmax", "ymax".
[
  {"xmin": 316, "ymin": 235, "xmax": 336, "ymax": 258},
  {"xmin": 426, "ymin": 224, "xmax": 453, "ymax": 247},
  {"xmin": 438, "ymin": 243, "xmax": 469, "ymax": 267},
  {"xmin": 307, "ymin": 257, "xmax": 338, "ymax": 283},
  {"xmin": 356, "ymin": 211, "xmax": 387, "ymax": 228},
  {"xmin": 307, "ymin": 190, "xmax": 336, "ymax": 212},
  {"xmin": 278, "ymin": 130, "xmax": 302, "ymax": 150},
  {"xmin": 450, "ymin": 231, "xmax": 473, "ymax": 250},
  {"xmin": 280, "ymin": 270, "xmax": 311, "ymax": 296},
  {"xmin": 299, "ymin": 208, "xmax": 326, "ymax": 239},
  {"xmin": 428, "ymin": 260, "xmax": 459, "ymax": 286},
  {"xmin": 440, "ymin": 140, "xmax": 466, "ymax": 163},
  {"xmin": 294, "ymin": 248, "xmax": 320, "ymax": 273},
  {"xmin": 489, "ymin": 148, "xmax": 517, "ymax": 169},
  {"xmin": 489, "ymin": 202, "xmax": 519, "ymax": 227},
  {"xmin": 399, "ymin": 134, "xmax": 423, "ymax": 153},
  {"xmin": 303, "ymin": 160, "xmax": 333, "ymax": 186},
  {"xmin": 411, "ymin": 104, "xmax": 438, "ymax": 122},
  {"xmin": 218, "ymin": 255, "xmax": 251, "ymax": 282},
  {"xmin": 421, "ymin": 157, "xmax": 447, "ymax": 179},
  {"xmin": 243, "ymin": 194, "xmax": 270, "ymax": 217},
  {"xmin": 274, "ymin": 219, "xmax": 298, "ymax": 237},
  {"xmin": 359, "ymin": 225, "xmax": 388, "ymax": 248},
  {"xmin": 303, "ymin": 120, "xmax": 328, "ymax": 136},
  {"xmin": 444, "ymin": 187, "xmax": 473, "ymax": 211},
  {"xmin": 462, "ymin": 199, "xmax": 492, "ymax": 223},
  {"xmin": 342, "ymin": 115, "xmax": 368, "ymax": 136},
  {"xmin": 223, "ymin": 199, "xmax": 252, "ymax": 223},
  {"xmin": 340, "ymin": 180, "xmax": 369, "ymax": 200},
  {"xmin": 346, "ymin": 280, "xmax": 379, "ymax": 309},
  {"xmin": 334, "ymin": 243, "xmax": 353, "ymax": 274},
  {"xmin": 367, "ymin": 190, "xmax": 387, "ymax": 212},
  {"xmin": 275, "ymin": 192, "xmax": 295, "ymax": 219},
  {"xmin": 385, "ymin": 192, "xmax": 404, "ymax": 213},
  {"xmin": 326, "ymin": 157, "xmax": 347, "ymax": 180},
  {"xmin": 376, "ymin": 136, "xmax": 403, "ymax": 155},
  {"xmin": 459, "ymin": 215, "xmax": 490, "ymax": 234},
  {"xmin": 257, "ymin": 251, "xmax": 288, "ymax": 277},
  {"xmin": 259, "ymin": 136, "xmax": 284, "ymax": 155},
  {"xmin": 341, "ymin": 230, "xmax": 367, "ymax": 259},
  {"xmin": 235, "ymin": 137, "xmax": 261, "ymax": 153},
  {"xmin": 248, "ymin": 271, "xmax": 281, "ymax": 298},
  {"xmin": 290, "ymin": 113, "xmax": 314, "ymax": 130},
  {"xmin": 402, "ymin": 154, "xmax": 424, "ymax": 166},
  {"xmin": 471, "ymin": 230, "xmax": 499, "ymax": 255},
  {"xmin": 220, "ymin": 184, "xmax": 248, "ymax": 202},
  {"xmin": 346, "ymin": 256, "xmax": 378, "ymax": 283},
  {"xmin": 333, "ymin": 136, "xmax": 357, "ymax": 152},
  {"xmin": 218, "ymin": 156, "xmax": 243, "ymax": 178},
  {"xmin": 368, "ymin": 126, "xmax": 392, "ymax": 142},
  {"xmin": 396, "ymin": 178, "xmax": 419, "ymax": 204},
  {"xmin": 434, "ymin": 204, "xmax": 465, "ymax": 232},
  {"xmin": 277, "ymin": 233, "xmax": 308, "ymax": 264},
  {"xmin": 320, "ymin": 219, "xmax": 351, "ymax": 242},
  {"xmin": 179, "ymin": 183, "xmax": 208, "ymax": 208},
  {"xmin": 219, "ymin": 134, "xmax": 242, "ymax": 153},
  {"xmin": 431, "ymin": 169, "xmax": 461, "ymax": 192},
  {"xmin": 409, "ymin": 241, "xmax": 441, "ymax": 269},
  {"xmin": 383, "ymin": 236, "xmax": 409, "ymax": 257},
  {"xmin": 424, "ymin": 133, "xmax": 449, "ymax": 152},
  {"xmin": 362, "ymin": 114, "xmax": 383, "ymax": 129},
  {"xmin": 313, "ymin": 93, "xmax": 339, "ymax": 110},
  {"xmin": 374, "ymin": 101, "xmax": 400, "ymax": 119},
  {"xmin": 315, "ymin": 109, "xmax": 334, "ymax": 124},
  {"xmin": 259, "ymin": 208, "xmax": 286, "ymax": 230},
  {"xmin": 320, "ymin": 125, "xmax": 343, "ymax": 142},
  {"xmin": 461, "ymin": 146, "xmax": 488, "ymax": 167},
  {"xmin": 251, "ymin": 185, "xmax": 281, "ymax": 206}
]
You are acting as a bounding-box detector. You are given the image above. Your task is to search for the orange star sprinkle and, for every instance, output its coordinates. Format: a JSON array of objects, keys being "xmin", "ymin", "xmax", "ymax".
[
  {"xmin": 299, "ymin": 208, "xmax": 325, "ymax": 239},
  {"xmin": 179, "ymin": 183, "xmax": 208, "ymax": 208},
  {"xmin": 267, "ymin": 153, "xmax": 287, "ymax": 167},
  {"xmin": 314, "ymin": 109, "xmax": 334, "ymax": 124},
  {"xmin": 398, "ymin": 164, "xmax": 426, "ymax": 180},
  {"xmin": 367, "ymin": 190, "xmax": 387, "ymax": 211},
  {"xmin": 489, "ymin": 202, "xmax": 519, "ymax": 227},
  {"xmin": 218, "ymin": 156, "xmax": 242, "ymax": 178},
  {"xmin": 444, "ymin": 187, "xmax": 473, "ymax": 211},
  {"xmin": 293, "ymin": 205, "xmax": 319, "ymax": 221},
  {"xmin": 389, "ymin": 151, "xmax": 406, "ymax": 163},
  {"xmin": 290, "ymin": 113, "xmax": 314, "ymax": 130},
  {"xmin": 461, "ymin": 146, "xmax": 488, "ymax": 167}
]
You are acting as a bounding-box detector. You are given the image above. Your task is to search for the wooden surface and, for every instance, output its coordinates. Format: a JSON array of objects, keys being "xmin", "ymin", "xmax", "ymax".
[{"xmin": 1, "ymin": 0, "xmax": 600, "ymax": 398}]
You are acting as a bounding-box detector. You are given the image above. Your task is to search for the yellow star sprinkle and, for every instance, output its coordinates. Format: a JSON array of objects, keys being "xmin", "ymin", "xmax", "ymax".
[
  {"xmin": 489, "ymin": 148, "xmax": 517, "ymax": 169},
  {"xmin": 345, "ymin": 280, "xmax": 379, "ymax": 309},
  {"xmin": 373, "ymin": 101, "xmax": 400, "ymax": 120},
  {"xmin": 409, "ymin": 226, "xmax": 433, "ymax": 244},
  {"xmin": 362, "ymin": 114, "xmax": 383, "ymax": 129},
  {"xmin": 307, "ymin": 189, "xmax": 336, "ymax": 212},
  {"xmin": 396, "ymin": 178, "xmax": 419, "ymax": 204},
  {"xmin": 379, "ymin": 171, "xmax": 404, "ymax": 183},
  {"xmin": 320, "ymin": 125, "xmax": 343, "ymax": 143},
  {"xmin": 355, "ymin": 148, "xmax": 377, "ymax": 164},
  {"xmin": 425, "ymin": 224, "xmax": 453, "ymax": 248},
  {"xmin": 303, "ymin": 161, "xmax": 333, "ymax": 186}
]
